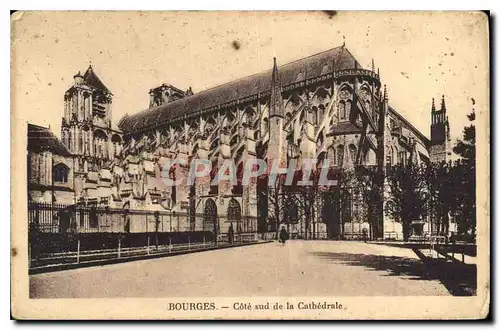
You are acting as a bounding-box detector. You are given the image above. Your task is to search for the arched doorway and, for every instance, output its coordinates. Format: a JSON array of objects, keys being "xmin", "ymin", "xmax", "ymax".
[
  {"xmin": 227, "ymin": 198, "xmax": 242, "ymax": 233},
  {"xmin": 203, "ymin": 199, "xmax": 218, "ymax": 233}
]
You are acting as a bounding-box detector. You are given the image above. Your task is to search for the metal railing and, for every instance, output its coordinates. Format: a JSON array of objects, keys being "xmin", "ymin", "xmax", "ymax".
[{"xmin": 28, "ymin": 202, "xmax": 266, "ymax": 270}]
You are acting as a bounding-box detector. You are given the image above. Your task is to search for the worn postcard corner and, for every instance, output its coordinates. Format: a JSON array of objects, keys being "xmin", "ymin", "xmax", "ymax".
[{"xmin": 11, "ymin": 10, "xmax": 490, "ymax": 320}]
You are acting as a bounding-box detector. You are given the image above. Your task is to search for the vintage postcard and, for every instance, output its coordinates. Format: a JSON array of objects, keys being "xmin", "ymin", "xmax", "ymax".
[{"xmin": 11, "ymin": 11, "xmax": 490, "ymax": 320}]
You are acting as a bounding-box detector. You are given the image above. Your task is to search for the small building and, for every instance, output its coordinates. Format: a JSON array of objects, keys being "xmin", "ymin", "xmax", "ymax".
[{"xmin": 27, "ymin": 124, "xmax": 75, "ymax": 204}]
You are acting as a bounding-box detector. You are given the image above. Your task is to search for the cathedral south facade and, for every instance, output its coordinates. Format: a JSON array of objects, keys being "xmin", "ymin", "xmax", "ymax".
[{"xmin": 27, "ymin": 45, "xmax": 452, "ymax": 240}]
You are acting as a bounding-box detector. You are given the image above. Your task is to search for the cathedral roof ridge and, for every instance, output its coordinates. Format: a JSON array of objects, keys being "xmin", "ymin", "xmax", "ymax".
[{"xmin": 120, "ymin": 45, "xmax": 361, "ymax": 133}]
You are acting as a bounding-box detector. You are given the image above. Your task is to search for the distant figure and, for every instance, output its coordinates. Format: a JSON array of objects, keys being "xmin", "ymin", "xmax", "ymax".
[
  {"xmin": 362, "ymin": 228, "xmax": 368, "ymax": 243},
  {"xmin": 279, "ymin": 227, "xmax": 289, "ymax": 245},
  {"xmin": 228, "ymin": 223, "xmax": 234, "ymax": 244}
]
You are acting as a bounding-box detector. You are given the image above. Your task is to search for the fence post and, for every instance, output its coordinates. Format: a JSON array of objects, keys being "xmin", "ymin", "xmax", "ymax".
[
  {"xmin": 147, "ymin": 236, "xmax": 150, "ymax": 255},
  {"xmin": 76, "ymin": 239, "xmax": 80, "ymax": 264},
  {"xmin": 169, "ymin": 236, "xmax": 172, "ymax": 253},
  {"xmin": 118, "ymin": 238, "xmax": 121, "ymax": 259},
  {"xmin": 188, "ymin": 236, "xmax": 191, "ymax": 250},
  {"xmin": 203, "ymin": 235, "xmax": 205, "ymax": 247}
]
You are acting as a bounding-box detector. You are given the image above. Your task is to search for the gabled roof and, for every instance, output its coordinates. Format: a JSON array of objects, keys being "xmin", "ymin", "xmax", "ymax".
[
  {"xmin": 119, "ymin": 45, "xmax": 361, "ymax": 133},
  {"xmin": 27, "ymin": 124, "xmax": 72, "ymax": 156},
  {"xmin": 388, "ymin": 106, "xmax": 430, "ymax": 146},
  {"xmin": 326, "ymin": 121, "xmax": 363, "ymax": 136},
  {"xmin": 83, "ymin": 65, "xmax": 111, "ymax": 94}
]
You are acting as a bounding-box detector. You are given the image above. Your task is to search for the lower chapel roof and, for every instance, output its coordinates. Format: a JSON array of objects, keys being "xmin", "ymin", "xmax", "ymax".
[
  {"xmin": 118, "ymin": 45, "xmax": 362, "ymax": 133},
  {"xmin": 28, "ymin": 124, "xmax": 72, "ymax": 156}
]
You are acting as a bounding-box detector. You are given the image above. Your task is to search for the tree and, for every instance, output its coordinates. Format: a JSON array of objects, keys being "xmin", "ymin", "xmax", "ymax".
[
  {"xmin": 453, "ymin": 99, "xmax": 476, "ymax": 162},
  {"xmin": 354, "ymin": 165, "xmax": 384, "ymax": 240},
  {"xmin": 452, "ymin": 99, "xmax": 476, "ymax": 239},
  {"xmin": 424, "ymin": 161, "xmax": 458, "ymax": 237},
  {"xmin": 320, "ymin": 167, "xmax": 356, "ymax": 240},
  {"xmin": 385, "ymin": 162, "xmax": 429, "ymax": 241},
  {"xmin": 286, "ymin": 168, "xmax": 320, "ymax": 240},
  {"xmin": 267, "ymin": 173, "xmax": 293, "ymax": 233},
  {"xmin": 452, "ymin": 159, "xmax": 476, "ymax": 238}
]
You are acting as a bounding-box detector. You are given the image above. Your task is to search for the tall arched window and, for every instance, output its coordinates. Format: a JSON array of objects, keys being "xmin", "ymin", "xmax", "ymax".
[
  {"xmin": 349, "ymin": 144, "xmax": 357, "ymax": 164},
  {"xmin": 93, "ymin": 129, "xmax": 108, "ymax": 159},
  {"xmin": 345, "ymin": 100, "xmax": 352, "ymax": 121},
  {"xmin": 203, "ymin": 198, "xmax": 218, "ymax": 232},
  {"xmin": 169, "ymin": 164, "xmax": 177, "ymax": 204},
  {"xmin": 53, "ymin": 163, "xmax": 69, "ymax": 183},
  {"xmin": 328, "ymin": 147, "xmax": 336, "ymax": 165},
  {"xmin": 388, "ymin": 147, "xmax": 394, "ymax": 165},
  {"xmin": 227, "ymin": 198, "xmax": 242, "ymax": 232},
  {"xmin": 341, "ymin": 190, "xmax": 352, "ymax": 222},
  {"xmin": 262, "ymin": 118, "xmax": 269, "ymax": 135},
  {"xmin": 312, "ymin": 106, "xmax": 318, "ymax": 125},
  {"xmin": 338, "ymin": 101, "xmax": 346, "ymax": 121},
  {"xmin": 209, "ymin": 159, "xmax": 218, "ymax": 195},
  {"xmin": 68, "ymin": 131, "xmax": 72, "ymax": 151},
  {"xmin": 318, "ymin": 104, "xmax": 325, "ymax": 125},
  {"xmin": 317, "ymin": 151, "xmax": 327, "ymax": 168},
  {"xmin": 78, "ymin": 132, "xmax": 83, "ymax": 153},
  {"xmin": 336, "ymin": 145, "xmax": 344, "ymax": 166}
]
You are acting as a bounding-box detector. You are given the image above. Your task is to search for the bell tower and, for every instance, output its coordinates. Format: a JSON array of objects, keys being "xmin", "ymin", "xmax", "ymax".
[
  {"xmin": 430, "ymin": 95, "xmax": 451, "ymax": 163},
  {"xmin": 61, "ymin": 64, "xmax": 116, "ymax": 161}
]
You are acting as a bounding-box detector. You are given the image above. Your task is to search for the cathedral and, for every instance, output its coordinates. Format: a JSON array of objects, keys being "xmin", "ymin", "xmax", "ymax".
[{"xmin": 27, "ymin": 45, "xmax": 452, "ymax": 240}]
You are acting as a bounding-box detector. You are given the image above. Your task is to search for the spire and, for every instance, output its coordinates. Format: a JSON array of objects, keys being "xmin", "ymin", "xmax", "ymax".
[
  {"xmin": 269, "ymin": 57, "xmax": 284, "ymax": 118},
  {"xmin": 371, "ymin": 58, "xmax": 375, "ymax": 72},
  {"xmin": 440, "ymin": 94, "xmax": 446, "ymax": 112},
  {"xmin": 431, "ymin": 97, "xmax": 436, "ymax": 112},
  {"xmin": 83, "ymin": 64, "xmax": 111, "ymax": 94},
  {"xmin": 383, "ymin": 85, "xmax": 388, "ymax": 101}
]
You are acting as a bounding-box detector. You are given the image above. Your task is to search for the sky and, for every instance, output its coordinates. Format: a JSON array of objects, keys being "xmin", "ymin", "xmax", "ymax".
[{"xmin": 11, "ymin": 11, "xmax": 489, "ymax": 145}]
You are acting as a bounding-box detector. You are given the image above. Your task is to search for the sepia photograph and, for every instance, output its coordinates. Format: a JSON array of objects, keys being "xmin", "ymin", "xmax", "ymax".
[{"xmin": 10, "ymin": 10, "xmax": 490, "ymax": 320}]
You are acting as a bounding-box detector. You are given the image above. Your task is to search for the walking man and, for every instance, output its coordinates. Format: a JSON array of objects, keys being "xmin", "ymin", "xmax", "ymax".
[{"xmin": 279, "ymin": 226, "xmax": 289, "ymax": 245}]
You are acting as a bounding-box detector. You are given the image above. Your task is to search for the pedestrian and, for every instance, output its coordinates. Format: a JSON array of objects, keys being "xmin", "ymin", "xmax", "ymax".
[
  {"xmin": 362, "ymin": 228, "xmax": 368, "ymax": 243},
  {"xmin": 279, "ymin": 226, "xmax": 289, "ymax": 245}
]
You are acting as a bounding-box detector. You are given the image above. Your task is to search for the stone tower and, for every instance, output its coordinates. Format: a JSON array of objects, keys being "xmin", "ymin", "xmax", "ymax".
[
  {"xmin": 61, "ymin": 65, "xmax": 121, "ymax": 163},
  {"xmin": 429, "ymin": 95, "xmax": 451, "ymax": 163}
]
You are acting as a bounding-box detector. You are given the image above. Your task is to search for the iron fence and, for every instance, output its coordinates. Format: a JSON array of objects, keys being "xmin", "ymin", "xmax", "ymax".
[{"xmin": 28, "ymin": 202, "xmax": 264, "ymax": 270}]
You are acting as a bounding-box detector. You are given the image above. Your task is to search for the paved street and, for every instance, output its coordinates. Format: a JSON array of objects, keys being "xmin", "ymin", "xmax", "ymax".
[{"xmin": 30, "ymin": 241, "xmax": 450, "ymax": 298}]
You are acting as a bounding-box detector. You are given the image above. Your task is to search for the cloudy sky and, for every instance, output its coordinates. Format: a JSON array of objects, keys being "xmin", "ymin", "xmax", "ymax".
[{"xmin": 12, "ymin": 11, "xmax": 488, "ymax": 144}]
